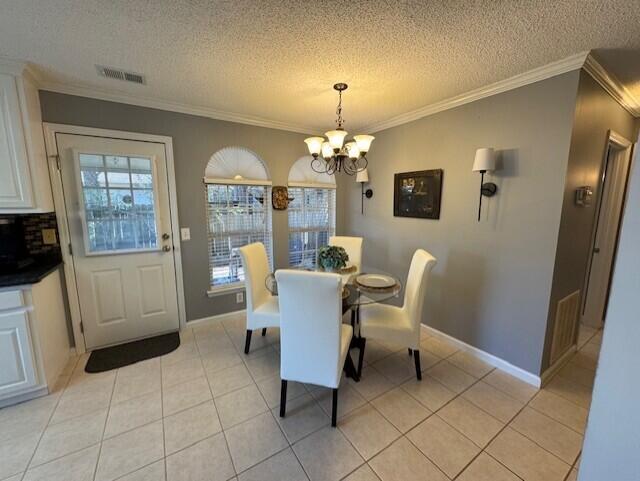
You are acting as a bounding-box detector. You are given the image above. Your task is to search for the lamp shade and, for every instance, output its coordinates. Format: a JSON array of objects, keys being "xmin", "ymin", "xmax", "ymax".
[
  {"xmin": 321, "ymin": 141, "xmax": 333, "ymax": 159},
  {"xmin": 356, "ymin": 168, "xmax": 369, "ymax": 183},
  {"xmin": 345, "ymin": 141, "xmax": 360, "ymax": 159},
  {"xmin": 472, "ymin": 148, "xmax": 496, "ymax": 172},
  {"xmin": 304, "ymin": 137, "xmax": 324, "ymax": 156},
  {"xmin": 353, "ymin": 135, "xmax": 375, "ymax": 153},
  {"xmin": 325, "ymin": 129, "xmax": 348, "ymax": 150}
]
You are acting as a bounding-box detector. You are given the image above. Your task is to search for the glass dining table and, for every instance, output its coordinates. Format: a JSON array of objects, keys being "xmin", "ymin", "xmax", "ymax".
[{"xmin": 265, "ymin": 265, "xmax": 403, "ymax": 381}]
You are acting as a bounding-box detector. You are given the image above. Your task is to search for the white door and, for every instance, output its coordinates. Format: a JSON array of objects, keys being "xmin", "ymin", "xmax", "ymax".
[
  {"xmin": 582, "ymin": 140, "xmax": 633, "ymax": 328},
  {"xmin": 57, "ymin": 134, "xmax": 179, "ymax": 349}
]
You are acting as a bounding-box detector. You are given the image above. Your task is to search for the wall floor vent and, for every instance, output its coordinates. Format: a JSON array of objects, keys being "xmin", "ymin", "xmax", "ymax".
[
  {"xmin": 96, "ymin": 65, "xmax": 146, "ymax": 85},
  {"xmin": 550, "ymin": 290, "xmax": 580, "ymax": 364}
]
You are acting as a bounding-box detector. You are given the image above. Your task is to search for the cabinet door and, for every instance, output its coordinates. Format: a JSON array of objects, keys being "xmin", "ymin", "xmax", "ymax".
[
  {"xmin": 0, "ymin": 310, "xmax": 38, "ymax": 397},
  {"xmin": 0, "ymin": 73, "xmax": 34, "ymax": 208}
]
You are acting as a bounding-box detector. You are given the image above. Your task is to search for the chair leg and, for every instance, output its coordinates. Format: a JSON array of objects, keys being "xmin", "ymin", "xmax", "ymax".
[
  {"xmin": 408, "ymin": 348, "xmax": 413, "ymax": 355},
  {"xmin": 357, "ymin": 338, "xmax": 366, "ymax": 378},
  {"xmin": 261, "ymin": 328, "xmax": 267, "ymax": 336},
  {"xmin": 331, "ymin": 388, "xmax": 338, "ymax": 427},
  {"xmin": 413, "ymin": 349, "xmax": 422, "ymax": 381},
  {"xmin": 244, "ymin": 330, "xmax": 252, "ymax": 354},
  {"xmin": 279, "ymin": 380, "xmax": 288, "ymax": 417},
  {"xmin": 344, "ymin": 352, "xmax": 359, "ymax": 382}
]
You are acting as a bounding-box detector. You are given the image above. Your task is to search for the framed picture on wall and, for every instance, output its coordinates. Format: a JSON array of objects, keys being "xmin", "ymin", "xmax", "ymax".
[{"xmin": 393, "ymin": 169, "xmax": 443, "ymax": 219}]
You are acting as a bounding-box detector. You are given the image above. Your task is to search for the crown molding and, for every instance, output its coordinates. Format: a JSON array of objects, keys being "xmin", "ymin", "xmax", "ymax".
[
  {"xmin": 583, "ymin": 54, "xmax": 640, "ymax": 118},
  {"xmin": 362, "ymin": 51, "xmax": 591, "ymax": 133},
  {"xmin": 37, "ymin": 78, "xmax": 316, "ymax": 135}
]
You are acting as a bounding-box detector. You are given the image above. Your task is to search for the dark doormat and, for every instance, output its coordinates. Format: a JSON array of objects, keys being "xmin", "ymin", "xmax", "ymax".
[{"xmin": 85, "ymin": 332, "xmax": 180, "ymax": 373}]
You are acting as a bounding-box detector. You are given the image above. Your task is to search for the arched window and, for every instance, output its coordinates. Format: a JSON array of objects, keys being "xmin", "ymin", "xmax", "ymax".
[
  {"xmin": 287, "ymin": 156, "xmax": 336, "ymax": 267},
  {"xmin": 204, "ymin": 147, "xmax": 272, "ymax": 292}
]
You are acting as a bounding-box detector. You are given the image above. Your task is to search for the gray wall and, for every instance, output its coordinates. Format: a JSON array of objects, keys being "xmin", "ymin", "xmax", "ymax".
[
  {"xmin": 342, "ymin": 72, "xmax": 581, "ymax": 375},
  {"xmin": 541, "ymin": 72, "xmax": 638, "ymax": 371},
  {"xmin": 39, "ymin": 91, "xmax": 314, "ymax": 321},
  {"xmin": 579, "ymin": 144, "xmax": 640, "ymax": 481}
]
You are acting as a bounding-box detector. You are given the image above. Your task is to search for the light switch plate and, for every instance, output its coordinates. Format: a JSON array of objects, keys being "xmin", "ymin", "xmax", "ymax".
[
  {"xmin": 42, "ymin": 228, "xmax": 57, "ymax": 245},
  {"xmin": 180, "ymin": 228, "xmax": 191, "ymax": 241},
  {"xmin": 236, "ymin": 291, "xmax": 244, "ymax": 304}
]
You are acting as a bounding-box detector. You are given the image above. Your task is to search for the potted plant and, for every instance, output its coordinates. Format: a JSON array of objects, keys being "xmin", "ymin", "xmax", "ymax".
[{"xmin": 317, "ymin": 245, "xmax": 349, "ymax": 272}]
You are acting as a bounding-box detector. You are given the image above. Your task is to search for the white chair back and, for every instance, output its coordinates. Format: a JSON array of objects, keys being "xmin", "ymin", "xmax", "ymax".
[
  {"xmin": 275, "ymin": 269, "xmax": 343, "ymax": 388},
  {"xmin": 329, "ymin": 236, "xmax": 363, "ymax": 271},
  {"xmin": 239, "ymin": 243, "xmax": 271, "ymax": 317},
  {"xmin": 402, "ymin": 249, "xmax": 437, "ymax": 330}
]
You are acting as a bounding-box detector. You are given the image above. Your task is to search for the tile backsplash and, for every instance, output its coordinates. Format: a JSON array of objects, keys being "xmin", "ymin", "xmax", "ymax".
[{"xmin": 0, "ymin": 212, "xmax": 60, "ymax": 256}]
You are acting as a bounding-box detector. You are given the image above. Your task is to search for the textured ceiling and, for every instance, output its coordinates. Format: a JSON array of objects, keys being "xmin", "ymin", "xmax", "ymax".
[{"xmin": 0, "ymin": 0, "xmax": 639, "ymax": 132}]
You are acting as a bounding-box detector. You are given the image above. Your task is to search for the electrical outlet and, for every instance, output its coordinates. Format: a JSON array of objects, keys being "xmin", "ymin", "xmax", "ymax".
[
  {"xmin": 42, "ymin": 228, "xmax": 57, "ymax": 245},
  {"xmin": 236, "ymin": 291, "xmax": 244, "ymax": 304},
  {"xmin": 180, "ymin": 227, "xmax": 191, "ymax": 241}
]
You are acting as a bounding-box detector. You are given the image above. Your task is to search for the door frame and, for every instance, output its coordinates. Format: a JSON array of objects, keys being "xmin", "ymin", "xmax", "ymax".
[
  {"xmin": 581, "ymin": 129, "xmax": 634, "ymax": 327},
  {"xmin": 43, "ymin": 123, "xmax": 186, "ymax": 353}
]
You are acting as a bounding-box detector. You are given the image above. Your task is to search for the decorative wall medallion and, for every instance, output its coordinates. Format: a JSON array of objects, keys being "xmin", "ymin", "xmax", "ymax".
[{"xmin": 272, "ymin": 186, "xmax": 290, "ymax": 210}]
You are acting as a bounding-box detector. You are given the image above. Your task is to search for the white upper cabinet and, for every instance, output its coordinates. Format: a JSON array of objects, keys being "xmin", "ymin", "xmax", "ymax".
[{"xmin": 0, "ymin": 61, "xmax": 53, "ymax": 212}]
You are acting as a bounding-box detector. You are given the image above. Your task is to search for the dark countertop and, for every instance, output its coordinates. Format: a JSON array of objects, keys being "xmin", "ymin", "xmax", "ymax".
[{"xmin": 0, "ymin": 256, "xmax": 63, "ymax": 288}]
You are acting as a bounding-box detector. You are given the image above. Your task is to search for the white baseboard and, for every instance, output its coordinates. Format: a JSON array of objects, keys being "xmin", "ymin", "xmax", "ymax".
[
  {"xmin": 421, "ymin": 324, "xmax": 542, "ymax": 388},
  {"xmin": 540, "ymin": 344, "xmax": 576, "ymax": 387},
  {"xmin": 187, "ymin": 309, "xmax": 246, "ymax": 328}
]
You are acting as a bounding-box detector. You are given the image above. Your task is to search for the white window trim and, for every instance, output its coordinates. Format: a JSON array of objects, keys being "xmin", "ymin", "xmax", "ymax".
[{"xmin": 206, "ymin": 282, "xmax": 244, "ymax": 297}]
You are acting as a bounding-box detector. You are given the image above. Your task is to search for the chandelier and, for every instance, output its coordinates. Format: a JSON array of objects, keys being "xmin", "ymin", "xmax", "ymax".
[{"xmin": 304, "ymin": 83, "xmax": 374, "ymax": 175}]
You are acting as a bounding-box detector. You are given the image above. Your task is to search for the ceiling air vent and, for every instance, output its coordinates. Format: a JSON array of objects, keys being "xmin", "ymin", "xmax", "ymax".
[{"xmin": 96, "ymin": 65, "xmax": 146, "ymax": 85}]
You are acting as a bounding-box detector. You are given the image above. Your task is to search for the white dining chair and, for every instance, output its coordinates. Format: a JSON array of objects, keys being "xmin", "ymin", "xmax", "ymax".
[
  {"xmin": 329, "ymin": 236, "xmax": 363, "ymax": 272},
  {"xmin": 275, "ymin": 269, "xmax": 355, "ymax": 427},
  {"xmin": 358, "ymin": 249, "xmax": 437, "ymax": 380},
  {"xmin": 238, "ymin": 242, "xmax": 280, "ymax": 354}
]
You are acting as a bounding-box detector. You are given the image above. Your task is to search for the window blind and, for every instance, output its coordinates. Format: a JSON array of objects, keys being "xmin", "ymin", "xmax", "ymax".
[
  {"xmin": 288, "ymin": 187, "xmax": 336, "ymax": 267},
  {"xmin": 206, "ymin": 183, "xmax": 273, "ymax": 289}
]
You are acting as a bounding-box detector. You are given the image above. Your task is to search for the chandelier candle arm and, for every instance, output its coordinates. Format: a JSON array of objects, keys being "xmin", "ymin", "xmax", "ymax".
[{"xmin": 304, "ymin": 83, "xmax": 375, "ymax": 175}]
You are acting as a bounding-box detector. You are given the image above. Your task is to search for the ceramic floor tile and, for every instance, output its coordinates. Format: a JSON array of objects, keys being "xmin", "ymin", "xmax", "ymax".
[
  {"xmin": 311, "ymin": 384, "xmax": 367, "ymax": 420},
  {"xmin": 274, "ymin": 393, "xmax": 329, "ymax": 443},
  {"xmin": 50, "ymin": 381, "xmax": 113, "ymax": 425},
  {"xmin": 22, "ymin": 444, "xmax": 100, "ymax": 481},
  {"xmin": 208, "ymin": 363, "xmax": 254, "ymax": 397},
  {"xmin": 31, "ymin": 408, "xmax": 107, "ymax": 466},
  {"xmin": 256, "ymin": 375, "xmax": 307, "ymax": 408},
  {"xmin": 438, "ymin": 397, "xmax": 504, "ymax": 447},
  {"xmin": 237, "ymin": 448, "xmax": 308, "ymax": 481},
  {"xmin": 293, "ymin": 426, "xmax": 364, "ymax": 481},
  {"xmin": 546, "ymin": 376, "xmax": 592, "ymax": 409},
  {"xmin": 117, "ymin": 358, "xmax": 161, "ymax": 380},
  {"xmin": 566, "ymin": 468, "xmax": 579, "ymax": 481},
  {"xmin": 95, "ymin": 420, "xmax": 164, "ymax": 481},
  {"xmin": 570, "ymin": 351, "xmax": 598, "ymax": 371},
  {"xmin": 0, "ymin": 431, "xmax": 41, "ymax": 480},
  {"xmin": 369, "ymin": 437, "xmax": 448, "ymax": 481},
  {"xmin": 161, "ymin": 341, "xmax": 200, "ymax": 367},
  {"xmin": 401, "ymin": 375, "xmax": 456, "ymax": 412},
  {"xmin": 510, "ymin": 407, "xmax": 582, "ymax": 464},
  {"xmin": 196, "ymin": 334, "xmax": 236, "ymax": 356},
  {"xmin": 118, "ymin": 460, "xmax": 166, "ymax": 481},
  {"xmin": 371, "ymin": 387, "xmax": 431, "ymax": 433},
  {"xmin": 343, "ymin": 464, "xmax": 381, "ymax": 481},
  {"xmin": 372, "ymin": 352, "xmax": 419, "ymax": 384},
  {"xmin": 361, "ymin": 340, "xmax": 393, "ymax": 364},
  {"xmin": 244, "ymin": 350, "xmax": 281, "ymax": 382},
  {"xmin": 161, "ymin": 357, "xmax": 205, "ymax": 389},
  {"xmin": 456, "ymin": 452, "xmax": 521, "ymax": 481},
  {"xmin": 225, "ymin": 412, "xmax": 288, "ymax": 473},
  {"xmin": 426, "ymin": 361, "xmax": 476, "ymax": 393},
  {"xmin": 200, "ymin": 347, "xmax": 244, "ymax": 373},
  {"xmin": 162, "ymin": 376, "xmax": 212, "ymax": 417},
  {"xmin": 483, "ymin": 370, "xmax": 538, "ymax": 403},
  {"xmin": 104, "ymin": 391, "xmax": 162, "ymax": 439},
  {"xmin": 420, "ymin": 337, "xmax": 459, "ymax": 359},
  {"xmin": 447, "ymin": 351, "xmax": 494, "ymax": 378},
  {"xmin": 164, "ymin": 400, "xmax": 222, "ymax": 455},
  {"xmin": 407, "ymin": 415, "xmax": 480, "ymax": 478},
  {"xmin": 0, "ymin": 394, "xmax": 58, "ymax": 443},
  {"xmin": 215, "ymin": 384, "xmax": 268, "ymax": 429},
  {"xmin": 557, "ymin": 362, "xmax": 596, "ymax": 388},
  {"xmin": 166, "ymin": 433, "xmax": 235, "ymax": 481},
  {"xmin": 529, "ymin": 390, "xmax": 588, "ymax": 434},
  {"xmin": 339, "ymin": 404, "xmax": 401, "ymax": 460},
  {"xmin": 192, "ymin": 320, "xmax": 227, "ymax": 340},
  {"xmin": 487, "ymin": 427, "xmax": 570, "ymax": 481},
  {"xmin": 348, "ymin": 366, "xmax": 395, "ymax": 401},
  {"xmin": 111, "ymin": 371, "xmax": 161, "ymax": 406},
  {"xmin": 461, "ymin": 381, "xmax": 525, "ymax": 423}
]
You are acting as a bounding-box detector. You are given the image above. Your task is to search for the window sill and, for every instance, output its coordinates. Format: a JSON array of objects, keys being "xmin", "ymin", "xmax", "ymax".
[{"xmin": 207, "ymin": 283, "xmax": 245, "ymax": 297}]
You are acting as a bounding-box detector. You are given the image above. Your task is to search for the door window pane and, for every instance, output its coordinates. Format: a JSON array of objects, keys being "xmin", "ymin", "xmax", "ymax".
[{"xmin": 78, "ymin": 153, "xmax": 159, "ymax": 253}]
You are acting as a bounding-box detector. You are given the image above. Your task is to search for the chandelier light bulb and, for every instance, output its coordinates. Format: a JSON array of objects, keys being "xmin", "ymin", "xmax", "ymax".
[
  {"xmin": 304, "ymin": 137, "xmax": 325, "ymax": 157},
  {"xmin": 353, "ymin": 135, "xmax": 375, "ymax": 154},
  {"xmin": 325, "ymin": 130, "xmax": 348, "ymax": 151},
  {"xmin": 345, "ymin": 141, "xmax": 360, "ymax": 159}
]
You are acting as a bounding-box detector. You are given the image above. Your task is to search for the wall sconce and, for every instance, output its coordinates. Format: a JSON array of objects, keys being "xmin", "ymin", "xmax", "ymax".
[
  {"xmin": 472, "ymin": 148, "xmax": 498, "ymax": 221},
  {"xmin": 356, "ymin": 168, "xmax": 373, "ymax": 214}
]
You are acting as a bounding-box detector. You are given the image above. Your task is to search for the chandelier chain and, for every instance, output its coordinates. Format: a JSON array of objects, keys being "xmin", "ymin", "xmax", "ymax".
[{"xmin": 336, "ymin": 89, "xmax": 344, "ymax": 128}]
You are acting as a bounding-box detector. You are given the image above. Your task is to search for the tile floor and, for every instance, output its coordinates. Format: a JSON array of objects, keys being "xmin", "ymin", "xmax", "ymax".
[{"xmin": 0, "ymin": 315, "xmax": 602, "ymax": 481}]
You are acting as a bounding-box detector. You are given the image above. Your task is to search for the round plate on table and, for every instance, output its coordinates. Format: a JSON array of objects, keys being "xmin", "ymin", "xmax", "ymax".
[{"xmin": 355, "ymin": 273, "xmax": 397, "ymax": 290}]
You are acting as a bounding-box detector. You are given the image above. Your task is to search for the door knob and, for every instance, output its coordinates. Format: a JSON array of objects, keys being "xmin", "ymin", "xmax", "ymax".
[
  {"xmin": 162, "ymin": 233, "xmax": 170, "ymax": 240},
  {"xmin": 162, "ymin": 245, "xmax": 172, "ymax": 252}
]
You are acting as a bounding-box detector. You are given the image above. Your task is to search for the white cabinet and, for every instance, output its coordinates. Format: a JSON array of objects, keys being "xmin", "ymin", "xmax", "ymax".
[
  {"xmin": 0, "ymin": 60, "xmax": 53, "ymax": 212},
  {"xmin": 0, "ymin": 310, "xmax": 38, "ymax": 397}
]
